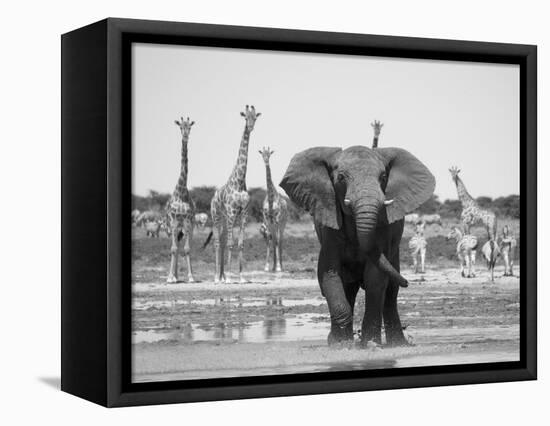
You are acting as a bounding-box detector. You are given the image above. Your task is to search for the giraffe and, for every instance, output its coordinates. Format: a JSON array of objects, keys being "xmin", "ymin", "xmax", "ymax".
[
  {"xmin": 259, "ymin": 147, "xmax": 288, "ymax": 272},
  {"xmin": 408, "ymin": 221, "xmax": 427, "ymax": 274},
  {"xmin": 209, "ymin": 105, "xmax": 261, "ymax": 283},
  {"xmin": 449, "ymin": 167, "xmax": 498, "ymax": 241},
  {"xmin": 371, "ymin": 120, "xmax": 383, "ymax": 148},
  {"xmin": 447, "ymin": 226, "xmax": 478, "ymax": 278},
  {"xmin": 165, "ymin": 116, "xmax": 196, "ymax": 283}
]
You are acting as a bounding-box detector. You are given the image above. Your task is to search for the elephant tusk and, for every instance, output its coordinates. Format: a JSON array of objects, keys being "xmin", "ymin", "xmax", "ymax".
[
  {"xmin": 344, "ymin": 199, "xmax": 351, "ymax": 207},
  {"xmin": 384, "ymin": 199, "xmax": 394, "ymax": 206}
]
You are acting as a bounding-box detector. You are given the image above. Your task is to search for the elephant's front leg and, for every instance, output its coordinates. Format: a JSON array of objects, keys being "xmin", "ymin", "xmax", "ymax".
[
  {"xmin": 361, "ymin": 262, "xmax": 388, "ymax": 345},
  {"xmin": 318, "ymin": 252, "xmax": 354, "ymax": 345}
]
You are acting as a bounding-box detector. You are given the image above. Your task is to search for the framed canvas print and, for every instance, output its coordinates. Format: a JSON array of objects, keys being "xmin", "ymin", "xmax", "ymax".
[{"xmin": 61, "ymin": 18, "xmax": 537, "ymax": 407}]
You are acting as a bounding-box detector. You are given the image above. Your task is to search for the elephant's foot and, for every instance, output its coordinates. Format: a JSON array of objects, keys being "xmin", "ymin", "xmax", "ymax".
[
  {"xmin": 166, "ymin": 275, "xmax": 178, "ymax": 284},
  {"xmin": 327, "ymin": 324, "xmax": 354, "ymax": 347}
]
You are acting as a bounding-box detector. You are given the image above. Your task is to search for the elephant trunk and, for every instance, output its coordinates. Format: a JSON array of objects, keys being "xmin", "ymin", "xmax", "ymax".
[{"xmin": 354, "ymin": 194, "xmax": 409, "ymax": 288}]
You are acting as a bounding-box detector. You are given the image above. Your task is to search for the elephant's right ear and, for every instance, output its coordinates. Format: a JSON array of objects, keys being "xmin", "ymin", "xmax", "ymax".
[{"xmin": 280, "ymin": 147, "xmax": 342, "ymax": 229}]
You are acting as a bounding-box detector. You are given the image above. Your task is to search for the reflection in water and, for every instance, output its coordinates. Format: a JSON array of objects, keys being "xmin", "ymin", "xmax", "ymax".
[
  {"xmin": 266, "ymin": 297, "xmax": 283, "ymax": 306},
  {"xmin": 133, "ymin": 295, "xmax": 325, "ymax": 310},
  {"xmin": 132, "ymin": 313, "xmax": 329, "ymax": 344},
  {"xmin": 263, "ymin": 317, "xmax": 286, "ymax": 339}
]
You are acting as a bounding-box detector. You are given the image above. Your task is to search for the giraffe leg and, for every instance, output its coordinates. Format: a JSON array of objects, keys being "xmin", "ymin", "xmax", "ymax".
[
  {"xmin": 412, "ymin": 252, "xmax": 418, "ymax": 274},
  {"xmin": 458, "ymin": 253, "xmax": 465, "ymax": 277},
  {"xmin": 184, "ymin": 226, "xmax": 194, "ymax": 282},
  {"xmin": 470, "ymin": 251, "xmax": 476, "ymax": 277},
  {"xmin": 167, "ymin": 228, "xmax": 180, "ymax": 283},
  {"xmin": 237, "ymin": 213, "xmax": 247, "ymax": 283},
  {"xmin": 271, "ymin": 226, "xmax": 277, "ymax": 272},
  {"xmin": 225, "ymin": 216, "xmax": 235, "ymax": 284},
  {"xmin": 276, "ymin": 221, "xmax": 285, "ymax": 272},
  {"xmin": 212, "ymin": 220, "xmax": 222, "ymax": 283},
  {"xmin": 264, "ymin": 238, "xmax": 271, "ymax": 272},
  {"xmin": 510, "ymin": 248, "xmax": 514, "ymax": 276}
]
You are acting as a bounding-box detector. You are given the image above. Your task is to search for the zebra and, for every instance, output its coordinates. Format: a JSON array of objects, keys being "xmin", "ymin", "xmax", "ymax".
[
  {"xmin": 420, "ymin": 213, "xmax": 442, "ymax": 226},
  {"xmin": 500, "ymin": 225, "xmax": 517, "ymax": 276},
  {"xmin": 194, "ymin": 212, "xmax": 208, "ymax": 229},
  {"xmin": 408, "ymin": 221, "xmax": 427, "ymax": 274},
  {"xmin": 447, "ymin": 226, "xmax": 478, "ymax": 278},
  {"xmin": 405, "ymin": 213, "xmax": 420, "ymax": 225},
  {"xmin": 481, "ymin": 240, "xmax": 501, "ymax": 282},
  {"xmin": 145, "ymin": 220, "xmax": 161, "ymax": 238}
]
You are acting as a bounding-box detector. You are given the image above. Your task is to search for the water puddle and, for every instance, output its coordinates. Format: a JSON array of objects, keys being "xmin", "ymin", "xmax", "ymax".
[
  {"xmin": 133, "ymin": 313, "xmax": 330, "ymax": 344},
  {"xmin": 133, "ymin": 295, "xmax": 325, "ymax": 311}
]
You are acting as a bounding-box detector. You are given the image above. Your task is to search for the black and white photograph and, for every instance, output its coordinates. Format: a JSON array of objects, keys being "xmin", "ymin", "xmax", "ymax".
[{"xmin": 130, "ymin": 42, "xmax": 521, "ymax": 383}]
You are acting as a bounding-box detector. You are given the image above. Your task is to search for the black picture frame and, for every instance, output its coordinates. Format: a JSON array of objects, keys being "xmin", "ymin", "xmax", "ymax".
[{"xmin": 61, "ymin": 17, "xmax": 537, "ymax": 407}]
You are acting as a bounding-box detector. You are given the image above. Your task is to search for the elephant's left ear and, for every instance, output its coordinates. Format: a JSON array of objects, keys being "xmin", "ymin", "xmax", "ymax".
[{"xmin": 375, "ymin": 147, "xmax": 436, "ymax": 224}]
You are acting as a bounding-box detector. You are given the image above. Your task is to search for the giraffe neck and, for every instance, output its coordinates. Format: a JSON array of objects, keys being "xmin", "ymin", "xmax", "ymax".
[
  {"xmin": 173, "ymin": 134, "xmax": 189, "ymax": 198},
  {"xmin": 228, "ymin": 125, "xmax": 251, "ymax": 189},
  {"xmin": 372, "ymin": 135, "xmax": 379, "ymax": 149},
  {"xmin": 265, "ymin": 162, "xmax": 276, "ymax": 213},
  {"xmin": 453, "ymin": 176, "xmax": 475, "ymax": 207}
]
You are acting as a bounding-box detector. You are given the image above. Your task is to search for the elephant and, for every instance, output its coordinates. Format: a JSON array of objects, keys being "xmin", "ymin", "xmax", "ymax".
[{"xmin": 280, "ymin": 145, "xmax": 435, "ymax": 347}]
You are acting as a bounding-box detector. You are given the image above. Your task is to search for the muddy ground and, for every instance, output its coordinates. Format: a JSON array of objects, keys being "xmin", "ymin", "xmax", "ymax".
[{"xmin": 132, "ymin": 222, "xmax": 520, "ymax": 383}]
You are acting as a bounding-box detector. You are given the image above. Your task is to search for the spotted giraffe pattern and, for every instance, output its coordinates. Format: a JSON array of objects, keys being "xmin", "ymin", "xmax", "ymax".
[
  {"xmin": 449, "ymin": 167, "xmax": 497, "ymax": 241},
  {"xmin": 166, "ymin": 117, "xmax": 195, "ymax": 283},
  {"xmin": 259, "ymin": 147, "xmax": 288, "ymax": 272},
  {"xmin": 210, "ymin": 105, "xmax": 261, "ymax": 283}
]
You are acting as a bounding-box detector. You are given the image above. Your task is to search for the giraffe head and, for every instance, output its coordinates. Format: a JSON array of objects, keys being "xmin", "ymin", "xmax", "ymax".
[
  {"xmin": 240, "ymin": 105, "xmax": 261, "ymax": 132},
  {"xmin": 502, "ymin": 225, "xmax": 510, "ymax": 238},
  {"xmin": 258, "ymin": 146, "xmax": 275, "ymax": 164},
  {"xmin": 174, "ymin": 116, "xmax": 195, "ymax": 138},
  {"xmin": 448, "ymin": 166, "xmax": 461, "ymax": 182},
  {"xmin": 371, "ymin": 120, "xmax": 384, "ymax": 137}
]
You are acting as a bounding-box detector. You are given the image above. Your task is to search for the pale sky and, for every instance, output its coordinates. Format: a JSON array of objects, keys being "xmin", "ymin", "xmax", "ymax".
[{"xmin": 132, "ymin": 43, "xmax": 519, "ymax": 201}]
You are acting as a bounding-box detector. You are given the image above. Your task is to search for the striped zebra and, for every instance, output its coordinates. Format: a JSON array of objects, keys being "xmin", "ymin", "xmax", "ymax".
[
  {"xmin": 500, "ymin": 225, "xmax": 517, "ymax": 276},
  {"xmin": 481, "ymin": 240, "xmax": 501, "ymax": 282},
  {"xmin": 408, "ymin": 221, "xmax": 427, "ymax": 273},
  {"xmin": 447, "ymin": 226, "xmax": 478, "ymax": 278}
]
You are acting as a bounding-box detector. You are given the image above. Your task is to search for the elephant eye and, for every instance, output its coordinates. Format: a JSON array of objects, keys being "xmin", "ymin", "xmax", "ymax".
[{"xmin": 337, "ymin": 173, "xmax": 345, "ymax": 182}]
